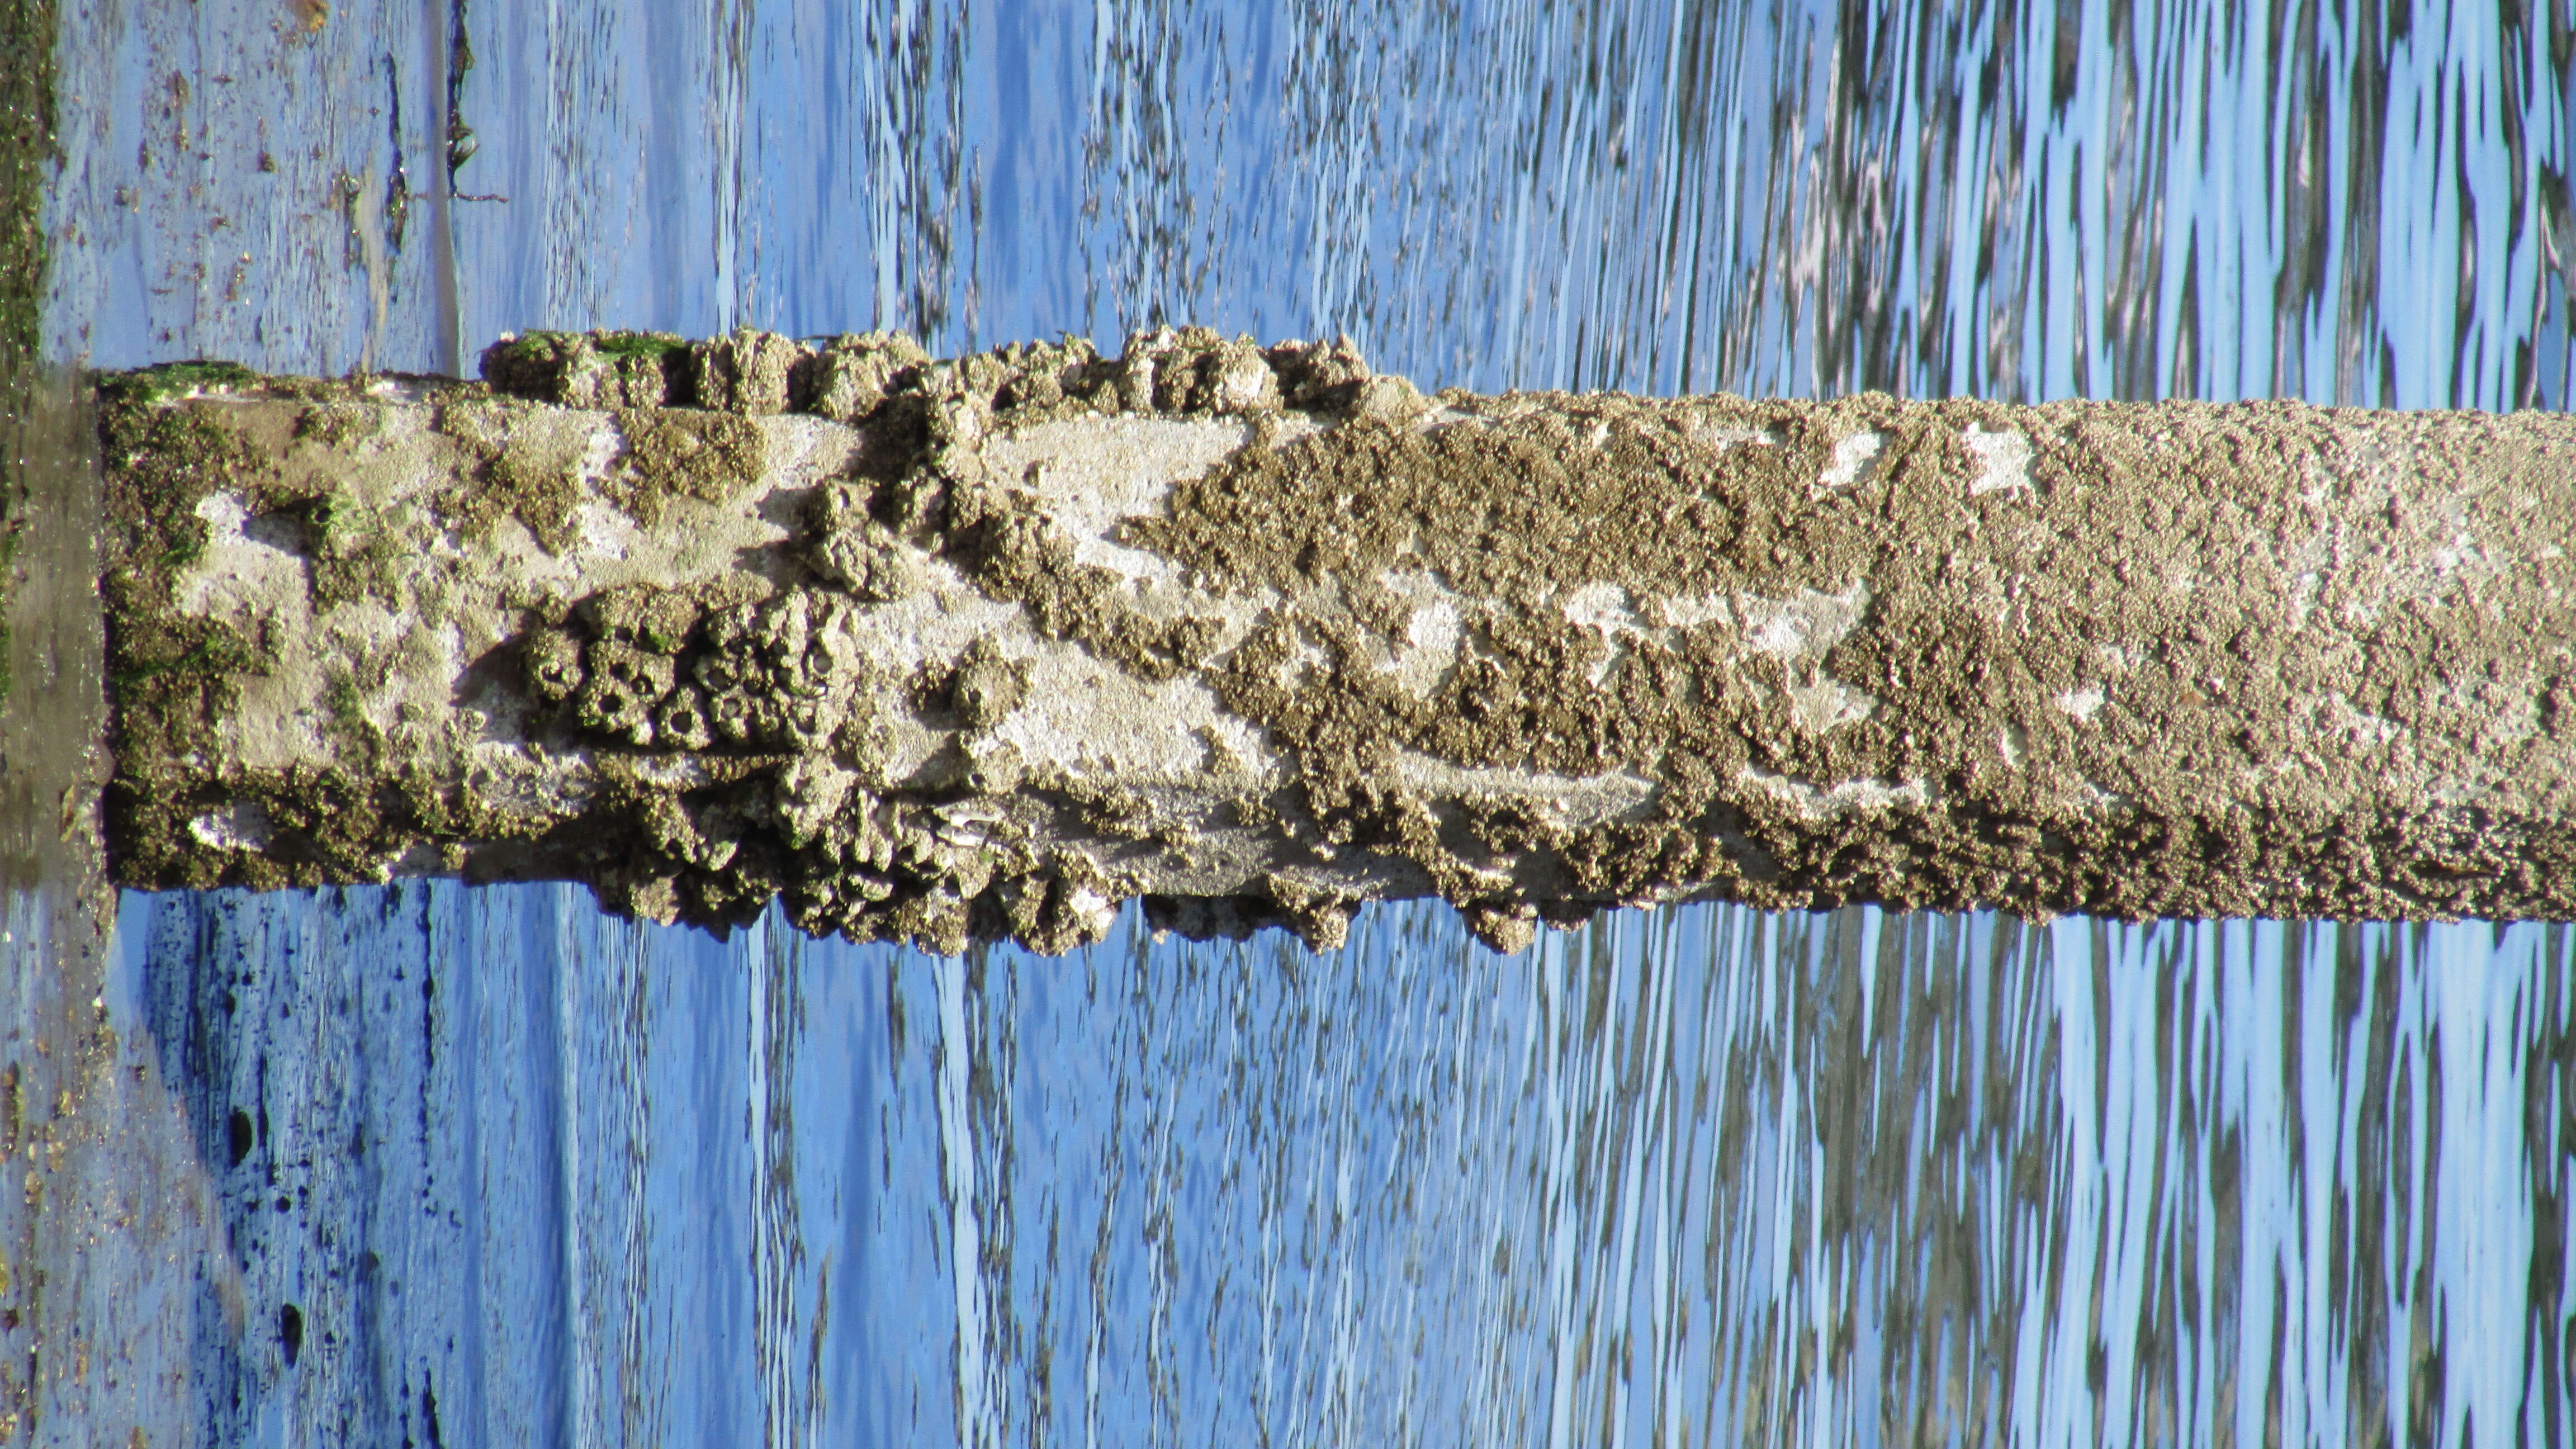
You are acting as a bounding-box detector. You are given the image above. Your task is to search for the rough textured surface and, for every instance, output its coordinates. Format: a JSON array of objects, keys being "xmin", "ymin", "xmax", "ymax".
[{"xmin": 97, "ymin": 329, "xmax": 2576, "ymax": 952}]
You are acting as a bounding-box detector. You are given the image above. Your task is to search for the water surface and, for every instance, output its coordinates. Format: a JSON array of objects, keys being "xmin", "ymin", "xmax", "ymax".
[{"xmin": 7, "ymin": 1, "xmax": 2573, "ymax": 1444}]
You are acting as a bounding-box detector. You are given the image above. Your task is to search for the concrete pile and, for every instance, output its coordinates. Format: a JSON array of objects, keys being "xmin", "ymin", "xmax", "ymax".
[{"xmin": 97, "ymin": 328, "xmax": 2576, "ymax": 951}]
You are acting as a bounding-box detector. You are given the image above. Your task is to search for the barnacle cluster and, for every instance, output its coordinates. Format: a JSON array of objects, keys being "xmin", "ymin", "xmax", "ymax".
[
  {"xmin": 512, "ymin": 577, "xmax": 1134, "ymax": 950},
  {"xmin": 523, "ymin": 584, "xmax": 881, "ymax": 754},
  {"xmin": 470, "ymin": 325, "xmax": 1423, "ymax": 953},
  {"xmin": 479, "ymin": 323, "xmax": 1379, "ymax": 432}
]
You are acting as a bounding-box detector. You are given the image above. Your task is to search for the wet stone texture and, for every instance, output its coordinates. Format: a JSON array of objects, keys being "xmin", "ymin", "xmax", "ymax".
[{"xmin": 96, "ymin": 329, "xmax": 2576, "ymax": 953}]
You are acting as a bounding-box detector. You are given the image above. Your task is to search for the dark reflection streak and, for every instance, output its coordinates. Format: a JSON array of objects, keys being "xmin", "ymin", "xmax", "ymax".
[{"xmin": 422, "ymin": 0, "xmax": 461, "ymax": 375}]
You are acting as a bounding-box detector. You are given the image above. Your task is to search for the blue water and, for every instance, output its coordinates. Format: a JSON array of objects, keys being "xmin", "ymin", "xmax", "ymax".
[
  {"xmin": 15, "ymin": 0, "xmax": 2576, "ymax": 1445},
  {"xmin": 96, "ymin": 889, "xmax": 2576, "ymax": 1447}
]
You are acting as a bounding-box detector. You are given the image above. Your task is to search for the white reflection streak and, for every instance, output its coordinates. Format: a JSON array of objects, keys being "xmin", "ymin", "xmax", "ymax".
[
  {"xmin": 749, "ymin": 912, "xmax": 776, "ymax": 1449},
  {"xmin": 752, "ymin": 912, "xmax": 815, "ymax": 1449},
  {"xmin": 2102, "ymin": 922, "xmax": 2161, "ymax": 1444},
  {"xmin": 1540, "ymin": 924, "xmax": 1592, "ymax": 1449},
  {"xmin": 2432, "ymin": 924, "xmax": 2533, "ymax": 1446},
  {"xmin": 936, "ymin": 954, "xmax": 996, "ymax": 1449},
  {"xmin": 1620, "ymin": 915, "xmax": 1671, "ymax": 1449},
  {"xmin": 2392, "ymin": 934, "xmax": 2429, "ymax": 1443},
  {"xmin": 557, "ymin": 884, "xmax": 595, "ymax": 1449},
  {"xmin": 2299, "ymin": 918, "xmax": 2342, "ymax": 1447},
  {"xmin": 2015, "ymin": 917, "xmax": 2095, "ymax": 1445},
  {"xmin": 2186, "ymin": 935, "xmax": 2223, "ymax": 1448}
]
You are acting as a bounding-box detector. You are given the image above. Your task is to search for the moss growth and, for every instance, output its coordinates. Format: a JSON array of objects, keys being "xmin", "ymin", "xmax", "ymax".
[
  {"xmin": 436, "ymin": 396, "xmax": 588, "ymax": 552},
  {"xmin": 318, "ymin": 665, "xmax": 381, "ymax": 761},
  {"xmin": 107, "ymin": 758, "xmax": 545, "ymax": 893},
  {"xmin": 151, "ymin": 531, "xmax": 203, "ymax": 574},
  {"xmin": 94, "ymin": 359, "xmax": 260, "ymax": 411},
  {"xmin": 596, "ymin": 330, "xmax": 688, "ymax": 362},
  {"xmin": 293, "ymin": 400, "xmax": 381, "ymax": 450},
  {"xmin": 482, "ymin": 329, "xmax": 685, "ymax": 409},
  {"xmin": 106, "ymin": 632, "xmax": 255, "ymax": 689},
  {"xmin": 97, "ymin": 389, "xmax": 295, "ymax": 888},
  {"xmin": 0, "ymin": 0, "xmax": 54, "ymax": 374},
  {"xmin": 0, "ymin": 0, "xmax": 58, "ymax": 698},
  {"xmin": 296, "ymin": 495, "xmax": 410, "ymax": 609},
  {"xmin": 101, "ymin": 400, "xmax": 271, "ymax": 596}
]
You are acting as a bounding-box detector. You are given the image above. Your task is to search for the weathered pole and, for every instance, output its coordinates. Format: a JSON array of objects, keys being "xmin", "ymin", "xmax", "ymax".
[{"xmin": 97, "ymin": 328, "xmax": 2576, "ymax": 953}]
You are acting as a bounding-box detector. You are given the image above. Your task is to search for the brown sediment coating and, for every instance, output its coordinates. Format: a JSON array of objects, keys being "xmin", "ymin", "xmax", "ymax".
[
  {"xmin": 1140, "ymin": 391, "xmax": 2576, "ymax": 935},
  {"xmin": 95, "ymin": 330, "xmax": 2576, "ymax": 954}
]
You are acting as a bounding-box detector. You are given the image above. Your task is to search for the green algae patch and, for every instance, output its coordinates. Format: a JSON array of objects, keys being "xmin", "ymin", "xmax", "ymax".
[
  {"xmin": 437, "ymin": 396, "xmax": 589, "ymax": 553},
  {"xmin": 293, "ymin": 399, "xmax": 384, "ymax": 451},
  {"xmin": 94, "ymin": 359, "xmax": 261, "ymax": 411},
  {"xmin": 0, "ymin": 0, "xmax": 54, "ymax": 381},
  {"xmin": 482, "ymin": 329, "xmax": 685, "ymax": 409},
  {"xmin": 106, "ymin": 759, "xmax": 533, "ymax": 894},
  {"xmin": 289, "ymin": 495, "xmax": 412, "ymax": 610},
  {"xmin": 100, "ymin": 399, "xmax": 276, "ymax": 656},
  {"xmin": 8, "ymin": 16, "xmax": 92, "ymax": 693},
  {"xmin": 96, "ymin": 392, "xmax": 300, "ymax": 889},
  {"xmin": 95, "ymin": 370, "xmax": 508, "ymax": 893}
]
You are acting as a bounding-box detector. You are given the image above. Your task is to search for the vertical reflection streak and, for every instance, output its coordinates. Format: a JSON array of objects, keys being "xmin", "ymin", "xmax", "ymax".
[{"xmin": 935, "ymin": 951, "xmax": 993, "ymax": 1449}]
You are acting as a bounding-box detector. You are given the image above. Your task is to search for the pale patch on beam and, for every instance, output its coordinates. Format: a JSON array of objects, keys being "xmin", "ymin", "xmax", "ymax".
[
  {"xmin": 1738, "ymin": 580, "xmax": 1872, "ymax": 662},
  {"xmin": 988, "ymin": 414, "xmax": 1315, "ymax": 585},
  {"xmin": 1559, "ymin": 580, "xmax": 1642, "ymax": 684},
  {"xmin": 1964, "ymin": 425, "xmax": 2033, "ymax": 496},
  {"xmin": 1736, "ymin": 766, "xmax": 1931, "ymax": 820},
  {"xmin": 1789, "ymin": 678, "xmax": 1877, "ymax": 732},
  {"xmin": 1656, "ymin": 594, "xmax": 1732, "ymax": 629},
  {"xmin": 1679, "ymin": 421, "xmax": 1781, "ymax": 452},
  {"xmin": 189, "ymin": 801, "xmax": 274, "ymax": 852},
  {"xmin": 992, "ymin": 660, "xmax": 1277, "ymax": 785},
  {"xmin": 1391, "ymin": 755, "xmax": 1658, "ymax": 826},
  {"xmin": 1561, "ymin": 581, "xmax": 1883, "ymax": 730},
  {"xmin": 1379, "ymin": 568, "xmax": 1464, "ymax": 698},
  {"xmin": 1814, "ymin": 430, "xmax": 1886, "ymax": 494}
]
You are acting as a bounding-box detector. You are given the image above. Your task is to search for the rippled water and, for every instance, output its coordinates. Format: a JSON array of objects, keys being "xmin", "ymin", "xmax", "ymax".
[
  {"xmin": 9, "ymin": 1, "xmax": 2575, "ymax": 1445},
  {"xmin": 89, "ymin": 892, "xmax": 2576, "ymax": 1447}
]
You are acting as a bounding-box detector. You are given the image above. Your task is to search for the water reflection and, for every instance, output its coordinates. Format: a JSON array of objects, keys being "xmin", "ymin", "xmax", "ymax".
[
  {"xmin": 38, "ymin": 1, "xmax": 2568, "ymax": 406},
  {"xmin": 94, "ymin": 891, "xmax": 2576, "ymax": 1446},
  {"xmin": 869, "ymin": 0, "xmax": 2573, "ymax": 408}
]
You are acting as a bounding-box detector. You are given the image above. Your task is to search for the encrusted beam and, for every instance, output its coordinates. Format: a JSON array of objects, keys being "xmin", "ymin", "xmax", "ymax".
[{"xmin": 97, "ymin": 328, "xmax": 2576, "ymax": 951}]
